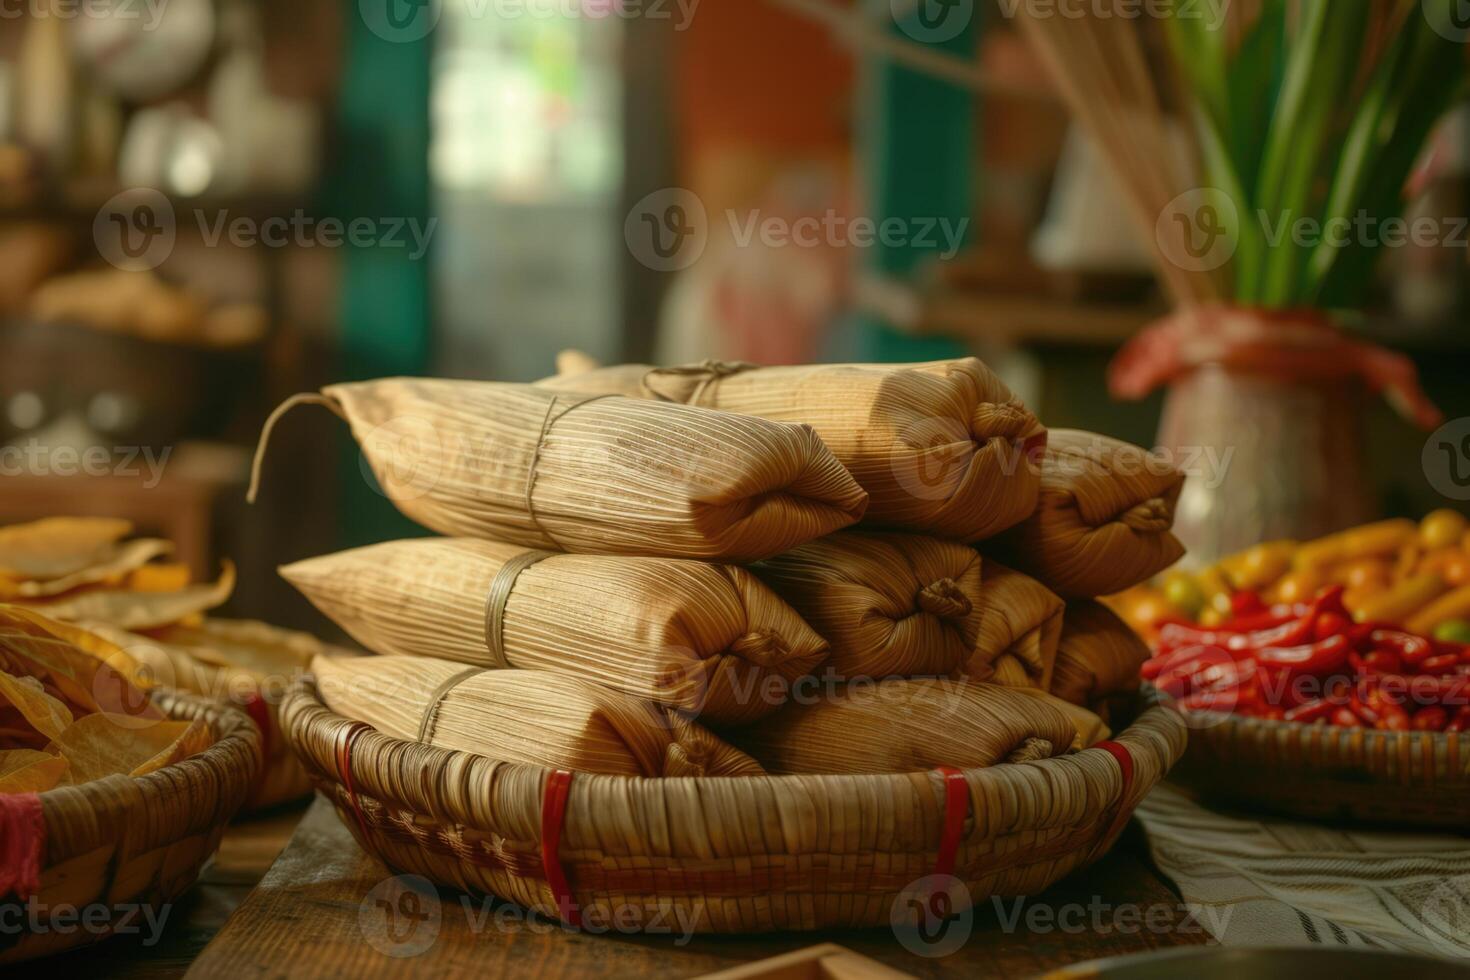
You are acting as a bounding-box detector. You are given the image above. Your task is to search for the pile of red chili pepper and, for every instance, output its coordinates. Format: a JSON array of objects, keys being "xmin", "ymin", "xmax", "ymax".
[{"xmin": 1142, "ymin": 585, "xmax": 1470, "ymax": 731}]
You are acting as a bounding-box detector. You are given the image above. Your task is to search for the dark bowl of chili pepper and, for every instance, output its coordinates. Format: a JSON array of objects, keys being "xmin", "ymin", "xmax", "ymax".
[{"xmin": 1143, "ymin": 586, "xmax": 1470, "ymax": 830}]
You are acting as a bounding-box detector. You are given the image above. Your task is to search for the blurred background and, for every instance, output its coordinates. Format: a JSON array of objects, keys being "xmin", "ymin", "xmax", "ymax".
[{"xmin": 0, "ymin": 0, "xmax": 1466, "ymax": 630}]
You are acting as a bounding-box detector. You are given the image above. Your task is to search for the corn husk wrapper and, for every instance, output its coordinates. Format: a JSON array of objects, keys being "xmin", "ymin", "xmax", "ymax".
[
  {"xmin": 24, "ymin": 562, "xmax": 236, "ymax": 630},
  {"xmin": 283, "ymin": 538, "xmax": 829, "ymax": 726},
  {"xmin": 47, "ymin": 713, "xmax": 212, "ymax": 782},
  {"xmin": 0, "ymin": 749, "xmax": 70, "ymax": 792},
  {"xmin": 729, "ymin": 678, "xmax": 1077, "ymax": 775},
  {"xmin": 968, "ymin": 562, "xmax": 1065, "ymax": 691},
  {"xmin": 541, "ymin": 357, "xmax": 1046, "ymax": 542},
  {"xmin": 82, "ymin": 617, "xmax": 321, "ymax": 702},
  {"xmin": 752, "ymin": 532, "xmax": 1061, "ymax": 686},
  {"xmin": 0, "ymin": 605, "xmax": 155, "ymax": 718},
  {"xmin": 10, "ymin": 538, "xmax": 174, "ymax": 598},
  {"xmin": 0, "ymin": 605, "xmax": 213, "ymax": 790},
  {"xmin": 313, "ymin": 654, "xmax": 764, "ymax": 778},
  {"xmin": 251, "ymin": 380, "xmax": 868, "ymax": 563},
  {"xmin": 988, "ymin": 430, "xmax": 1185, "ymax": 599},
  {"xmin": 1050, "ymin": 601, "xmax": 1150, "ymax": 710},
  {"xmin": 0, "ymin": 517, "xmax": 134, "ymax": 581},
  {"xmin": 1006, "ymin": 686, "xmax": 1111, "ymax": 750}
]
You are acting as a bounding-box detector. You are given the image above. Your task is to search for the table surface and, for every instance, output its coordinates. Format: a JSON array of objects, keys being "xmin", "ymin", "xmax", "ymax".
[{"xmin": 15, "ymin": 795, "xmax": 1211, "ymax": 979}]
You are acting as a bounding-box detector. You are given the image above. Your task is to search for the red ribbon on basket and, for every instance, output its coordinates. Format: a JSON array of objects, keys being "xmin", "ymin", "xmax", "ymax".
[
  {"xmin": 243, "ymin": 690, "xmax": 271, "ymax": 793},
  {"xmin": 931, "ymin": 766, "xmax": 970, "ymax": 880},
  {"xmin": 334, "ymin": 722, "xmax": 372, "ymax": 845},
  {"xmin": 1109, "ymin": 305, "xmax": 1443, "ymax": 431},
  {"xmin": 0, "ymin": 793, "xmax": 45, "ymax": 900},
  {"xmin": 1091, "ymin": 740, "xmax": 1137, "ymax": 857},
  {"xmin": 540, "ymin": 769, "xmax": 579, "ymax": 928}
]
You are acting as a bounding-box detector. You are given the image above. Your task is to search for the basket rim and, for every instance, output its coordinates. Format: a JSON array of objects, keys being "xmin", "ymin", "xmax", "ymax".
[
  {"xmin": 32, "ymin": 687, "xmax": 262, "ymax": 866},
  {"xmin": 1145, "ymin": 681, "xmax": 1470, "ymax": 748},
  {"xmin": 280, "ymin": 674, "xmax": 1186, "ymax": 800}
]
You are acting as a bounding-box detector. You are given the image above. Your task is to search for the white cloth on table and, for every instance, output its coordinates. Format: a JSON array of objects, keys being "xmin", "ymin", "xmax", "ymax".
[{"xmin": 1136, "ymin": 785, "xmax": 1470, "ymax": 960}]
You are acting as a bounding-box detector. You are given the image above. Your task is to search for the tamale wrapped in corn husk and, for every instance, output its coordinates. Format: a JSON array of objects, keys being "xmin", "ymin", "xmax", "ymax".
[
  {"xmin": 730, "ymin": 678, "xmax": 1077, "ymax": 775},
  {"xmin": 752, "ymin": 532, "xmax": 1062, "ymax": 686},
  {"xmin": 312, "ymin": 654, "xmax": 765, "ymax": 777},
  {"xmin": 1007, "ymin": 686, "xmax": 1111, "ymax": 749},
  {"xmin": 970, "ymin": 562, "xmax": 1065, "ymax": 691},
  {"xmin": 282, "ymin": 538, "xmax": 830, "ymax": 725},
  {"xmin": 1049, "ymin": 601, "xmax": 1150, "ymax": 711},
  {"xmin": 988, "ymin": 430, "xmax": 1185, "ymax": 599},
  {"xmin": 250, "ymin": 379, "xmax": 868, "ymax": 563},
  {"xmin": 541, "ymin": 357, "xmax": 1046, "ymax": 541}
]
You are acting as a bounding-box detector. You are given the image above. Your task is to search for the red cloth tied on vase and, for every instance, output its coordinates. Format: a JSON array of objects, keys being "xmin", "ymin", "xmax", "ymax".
[{"xmin": 1108, "ymin": 305, "xmax": 1444, "ymax": 431}]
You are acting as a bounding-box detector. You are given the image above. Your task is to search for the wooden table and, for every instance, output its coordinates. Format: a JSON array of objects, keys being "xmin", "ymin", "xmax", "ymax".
[{"xmin": 150, "ymin": 797, "xmax": 1209, "ymax": 979}]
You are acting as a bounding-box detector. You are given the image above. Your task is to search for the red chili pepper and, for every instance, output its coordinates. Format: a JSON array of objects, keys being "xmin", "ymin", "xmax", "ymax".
[
  {"xmin": 1374, "ymin": 702, "xmax": 1411, "ymax": 731},
  {"xmin": 1331, "ymin": 707, "xmax": 1364, "ymax": 728},
  {"xmin": 1256, "ymin": 633, "xmax": 1352, "ymax": 679},
  {"xmin": 1360, "ymin": 650, "xmax": 1403, "ymax": 675},
  {"xmin": 1314, "ymin": 611, "xmax": 1351, "ymax": 642},
  {"xmin": 1416, "ymin": 653, "xmax": 1461, "ymax": 676},
  {"xmin": 1231, "ymin": 590, "xmax": 1266, "ymax": 618},
  {"xmin": 1447, "ymin": 706, "xmax": 1470, "ymax": 734},
  {"xmin": 1370, "ymin": 630, "xmax": 1435, "ymax": 667},
  {"xmin": 1350, "ymin": 690, "xmax": 1382, "ymax": 725},
  {"xmin": 1412, "ymin": 706, "xmax": 1450, "ymax": 732},
  {"xmin": 1219, "ymin": 609, "xmax": 1297, "ymax": 633},
  {"xmin": 1284, "ymin": 699, "xmax": 1336, "ymax": 724}
]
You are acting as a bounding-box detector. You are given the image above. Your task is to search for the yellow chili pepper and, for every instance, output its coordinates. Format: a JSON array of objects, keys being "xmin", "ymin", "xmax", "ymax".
[
  {"xmin": 1406, "ymin": 584, "xmax": 1470, "ymax": 636},
  {"xmin": 1294, "ymin": 519, "xmax": 1417, "ymax": 572},
  {"xmin": 1218, "ymin": 540, "xmax": 1297, "ymax": 592},
  {"xmin": 1352, "ymin": 572, "xmax": 1449, "ymax": 625},
  {"xmin": 1421, "ymin": 509, "xmax": 1470, "ymax": 551}
]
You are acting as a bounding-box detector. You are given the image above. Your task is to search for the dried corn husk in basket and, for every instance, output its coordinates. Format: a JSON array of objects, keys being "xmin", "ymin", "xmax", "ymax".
[
  {"xmin": 312, "ymin": 654, "xmax": 764, "ymax": 778},
  {"xmin": 729, "ymin": 678, "xmax": 1077, "ymax": 775},
  {"xmin": 541, "ymin": 356, "xmax": 1046, "ymax": 542},
  {"xmin": 1049, "ymin": 601, "xmax": 1150, "ymax": 713},
  {"xmin": 23, "ymin": 562, "xmax": 236, "ymax": 630},
  {"xmin": 282, "ymin": 537, "xmax": 830, "ymax": 726},
  {"xmin": 988, "ymin": 430, "xmax": 1185, "ymax": 599},
  {"xmin": 753, "ymin": 532, "xmax": 1061, "ymax": 686},
  {"xmin": 61, "ymin": 617, "xmax": 324, "ymax": 809},
  {"xmin": 0, "ymin": 517, "xmax": 134, "ymax": 582},
  {"xmin": 250, "ymin": 379, "xmax": 868, "ymax": 563}
]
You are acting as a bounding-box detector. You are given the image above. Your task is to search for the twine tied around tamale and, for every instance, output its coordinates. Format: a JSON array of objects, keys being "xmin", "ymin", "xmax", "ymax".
[
  {"xmin": 247, "ymin": 393, "xmax": 345, "ymax": 504},
  {"xmin": 522, "ymin": 393, "xmax": 620, "ymax": 549},
  {"xmin": 415, "ymin": 667, "xmax": 484, "ymax": 743},
  {"xmin": 1118, "ymin": 497, "xmax": 1175, "ymax": 533},
  {"xmin": 641, "ymin": 360, "xmax": 756, "ymax": 406},
  {"xmin": 483, "ymin": 549, "xmax": 556, "ymax": 669}
]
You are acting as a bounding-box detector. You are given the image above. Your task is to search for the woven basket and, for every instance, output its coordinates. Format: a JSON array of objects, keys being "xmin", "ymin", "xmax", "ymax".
[
  {"xmin": 279, "ymin": 679, "xmax": 1185, "ymax": 932},
  {"xmin": 0, "ymin": 690, "xmax": 261, "ymax": 964},
  {"xmin": 1167, "ymin": 707, "xmax": 1470, "ymax": 829}
]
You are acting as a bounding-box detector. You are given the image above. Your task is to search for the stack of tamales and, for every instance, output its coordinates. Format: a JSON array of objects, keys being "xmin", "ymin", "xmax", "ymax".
[{"xmin": 256, "ymin": 356, "xmax": 1183, "ymax": 777}]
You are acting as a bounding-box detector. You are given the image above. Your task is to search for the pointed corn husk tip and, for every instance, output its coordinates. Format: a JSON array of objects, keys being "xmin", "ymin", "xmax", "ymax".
[{"xmin": 248, "ymin": 392, "xmax": 343, "ymax": 505}]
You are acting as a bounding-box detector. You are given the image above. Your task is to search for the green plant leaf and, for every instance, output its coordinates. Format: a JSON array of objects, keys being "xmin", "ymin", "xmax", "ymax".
[
  {"xmin": 1223, "ymin": 1, "xmax": 1286, "ymax": 206},
  {"xmin": 1253, "ymin": 0, "xmax": 1370, "ymax": 306},
  {"xmin": 1313, "ymin": 7, "xmax": 1469, "ymax": 308}
]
